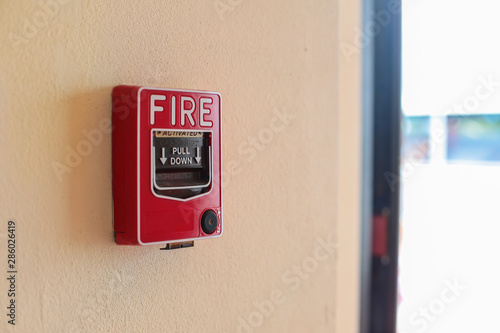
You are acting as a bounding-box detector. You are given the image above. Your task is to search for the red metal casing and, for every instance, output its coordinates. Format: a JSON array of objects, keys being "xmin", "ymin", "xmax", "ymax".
[{"xmin": 112, "ymin": 85, "xmax": 222, "ymax": 245}]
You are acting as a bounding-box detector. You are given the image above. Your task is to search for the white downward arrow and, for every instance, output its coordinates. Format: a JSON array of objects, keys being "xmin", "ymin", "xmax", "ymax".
[
  {"xmin": 195, "ymin": 147, "xmax": 201, "ymax": 164},
  {"xmin": 160, "ymin": 147, "xmax": 167, "ymax": 164}
]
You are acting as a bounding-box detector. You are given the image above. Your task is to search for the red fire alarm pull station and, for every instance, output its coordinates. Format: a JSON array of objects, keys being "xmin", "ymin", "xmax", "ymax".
[{"xmin": 112, "ymin": 86, "xmax": 222, "ymax": 247}]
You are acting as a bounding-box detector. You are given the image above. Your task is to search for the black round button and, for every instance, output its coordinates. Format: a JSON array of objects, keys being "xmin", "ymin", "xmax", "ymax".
[{"xmin": 201, "ymin": 210, "xmax": 218, "ymax": 235}]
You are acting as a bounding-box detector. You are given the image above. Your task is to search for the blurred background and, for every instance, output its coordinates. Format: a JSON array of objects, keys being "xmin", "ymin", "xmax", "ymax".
[{"xmin": 397, "ymin": 0, "xmax": 500, "ymax": 332}]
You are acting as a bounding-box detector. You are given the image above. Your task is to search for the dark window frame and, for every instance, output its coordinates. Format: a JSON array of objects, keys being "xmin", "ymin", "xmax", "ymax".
[{"xmin": 360, "ymin": 1, "xmax": 402, "ymax": 332}]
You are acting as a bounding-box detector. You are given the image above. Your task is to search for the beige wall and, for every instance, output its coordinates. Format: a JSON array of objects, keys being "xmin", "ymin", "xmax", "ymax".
[
  {"xmin": 0, "ymin": 0, "xmax": 361, "ymax": 332},
  {"xmin": 337, "ymin": 0, "xmax": 362, "ymax": 332}
]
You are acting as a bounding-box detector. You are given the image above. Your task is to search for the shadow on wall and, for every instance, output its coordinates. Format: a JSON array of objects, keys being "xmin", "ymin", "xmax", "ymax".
[{"xmin": 60, "ymin": 87, "xmax": 115, "ymax": 246}]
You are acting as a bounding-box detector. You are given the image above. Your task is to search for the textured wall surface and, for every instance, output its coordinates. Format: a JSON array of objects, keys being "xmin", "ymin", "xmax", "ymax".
[{"xmin": 0, "ymin": 1, "xmax": 343, "ymax": 332}]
